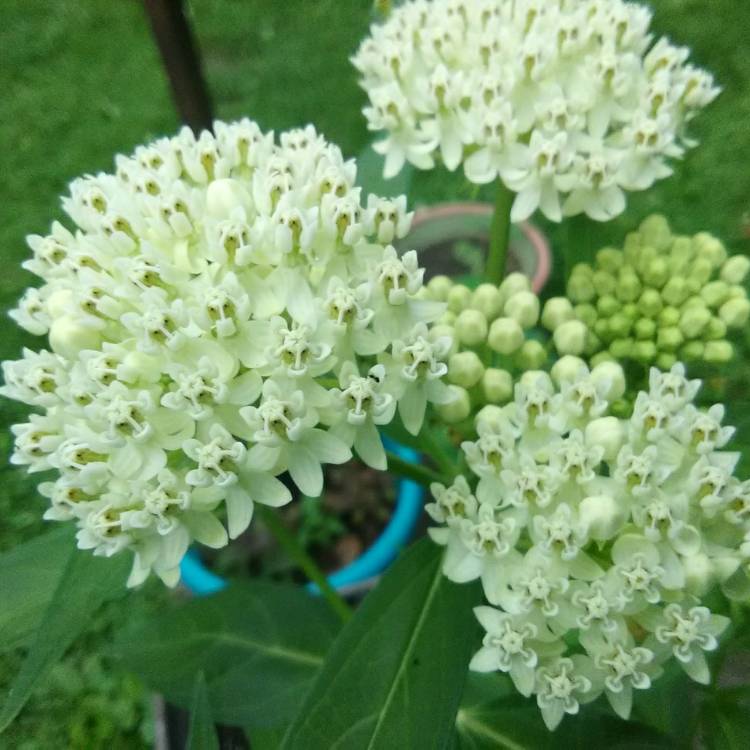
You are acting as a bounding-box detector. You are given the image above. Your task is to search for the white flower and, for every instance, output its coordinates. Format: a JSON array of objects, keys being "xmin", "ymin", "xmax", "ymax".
[{"xmin": 354, "ymin": 0, "xmax": 717, "ymax": 222}]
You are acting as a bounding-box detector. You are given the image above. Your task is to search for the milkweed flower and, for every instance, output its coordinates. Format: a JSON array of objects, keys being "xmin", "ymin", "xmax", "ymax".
[
  {"xmin": 1, "ymin": 119, "xmax": 449, "ymax": 587},
  {"xmin": 429, "ymin": 363, "xmax": 741, "ymax": 729},
  {"xmin": 353, "ymin": 0, "xmax": 718, "ymax": 222}
]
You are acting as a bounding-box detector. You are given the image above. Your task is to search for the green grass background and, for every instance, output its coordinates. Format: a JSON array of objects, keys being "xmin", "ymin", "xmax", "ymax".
[{"xmin": 0, "ymin": 0, "xmax": 748, "ymax": 746}]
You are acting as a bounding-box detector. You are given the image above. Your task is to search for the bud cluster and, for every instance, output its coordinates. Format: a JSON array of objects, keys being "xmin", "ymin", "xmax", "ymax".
[
  {"xmin": 429, "ymin": 363, "xmax": 745, "ymax": 730},
  {"xmin": 421, "ymin": 272, "xmax": 548, "ymax": 423},
  {"xmin": 543, "ymin": 215, "xmax": 750, "ymax": 369}
]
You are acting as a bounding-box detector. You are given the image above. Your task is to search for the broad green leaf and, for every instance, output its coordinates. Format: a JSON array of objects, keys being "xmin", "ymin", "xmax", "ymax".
[
  {"xmin": 114, "ymin": 582, "xmax": 340, "ymax": 729},
  {"xmin": 702, "ymin": 696, "xmax": 750, "ymax": 750},
  {"xmin": 0, "ymin": 544, "xmax": 129, "ymax": 732},
  {"xmin": 281, "ymin": 538, "xmax": 481, "ymax": 750},
  {"xmin": 187, "ymin": 671, "xmax": 219, "ymax": 750},
  {"xmin": 0, "ymin": 526, "xmax": 74, "ymax": 652},
  {"xmin": 355, "ymin": 142, "xmax": 413, "ymax": 200}
]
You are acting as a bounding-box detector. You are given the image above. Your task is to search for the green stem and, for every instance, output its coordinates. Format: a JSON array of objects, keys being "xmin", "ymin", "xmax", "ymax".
[
  {"xmin": 255, "ymin": 504, "xmax": 353, "ymax": 623},
  {"xmin": 386, "ymin": 451, "xmax": 445, "ymax": 487},
  {"xmin": 484, "ymin": 181, "xmax": 515, "ymax": 284}
]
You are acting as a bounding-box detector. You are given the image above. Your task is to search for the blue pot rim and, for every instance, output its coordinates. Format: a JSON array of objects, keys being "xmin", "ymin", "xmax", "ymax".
[{"xmin": 179, "ymin": 438, "xmax": 424, "ymax": 596}]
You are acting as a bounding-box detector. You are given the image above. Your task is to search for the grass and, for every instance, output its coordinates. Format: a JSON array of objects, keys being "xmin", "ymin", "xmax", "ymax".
[{"xmin": 0, "ymin": 0, "xmax": 749, "ymax": 746}]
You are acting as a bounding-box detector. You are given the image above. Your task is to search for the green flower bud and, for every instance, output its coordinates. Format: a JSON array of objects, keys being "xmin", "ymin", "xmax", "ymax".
[
  {"xmin": 608, "ymin": 312, "xmax": 632, "ymax": 338},
  {"xmin": 447, "ymin": 284, "xmax": 472, "ymax": 313},
  {"xmin": 426, "ymin": 274, "xmax": 453, "ymax": 301},
  {"xmin": 595, "ymin": 247, "xmax": 624, "ymax": 273},
  {"xmin": 482, "ymin": 368, "xmax": 513, "ymax": 404},
  {"xmin": 662, "ymin": 276, "xmax": 688, "ymax": 307},
  {"xmin": 436, "ymin": 385, "xmax": 471, "ymax": 423},
  {"xmin": 584, "ymin": 331, "xmax": 602, "ymax": 355},
  {"xmin": 553, "ymin": 319, "xmax": 587, "ymax": 355},
  {"xmin": 701, "ymin": 280, "xmax": 730, "ymax": 309},
  {"xmin": 622, "ymin": 303, "xmax": 638, "ymax": 320},
  {"xmin": 719, "ymin": 297, "xmax": 750, "ymax": 328},
  {"xmin": 413, "ymin": 287, "xmax": 431, "ymax": 300},
  {"xmin": 616, "ymin": 268, "xmax": 642, "ymax": 302},
  {"xmin": 471, "ymin": 283, "xmax": 504, "ymax": 320},
  {"xmin": 634, "ymin": 318, "xmax": 656, "ymax": 340},
  {"xmin": 455, "ymin": 309, "xmax": 489, "ymax": 346},
  {"xmin": 639, "ymin": 288, "xmax": 663, "ymax": 317},
  {"xmin": 683, "ymin": 552, "xmax": 713, "ymax": 596},
  {"xmin": 640, "ymin": 214, "xmax": 672, "ymax": 251},
  {"xmin": 688, "ymin": 256, "xmax": 714, "ymax": 286},
  {"xmin": 574, "ymin": 303, "xmax": 597, "ymax": 328},
  {"xmin": 678, "ymin": 305, "xmax": 711, "ymax": 338},
  {"xmin": 594, "ymin": 318, "xmax": 611, "ymax": 342},
  {"xmin": 551, "ymin": 355, "xmax": 587, "ymax": 384},
  {"xmin": 669, "ymin": 236, "xmax": 694, "ymax": 270},
  {"xmin": 567, "ymin": 272, "xmax": 596, "ymax": 303},
  {"xmin": 438, "ymin": 310, "xmax": 457, "ymax": 326},
  {"xmin": 656, "ymin": 352, "xmax": 677, "ymax": 370},
  {"xmin": 541, "ymin": 297, "xmax": 575, "ymax": 330},
  {"xmin": 571, "ymin": 262, "xmax": 594, "ymax": 277},
  {"xmin": 609, "ymin": 338, "xmax": 632, "ymax": 360},
  {"xmin": 584, "ymin": 417, "xmax": 624, "ymax": 462},
  {"xmin": 591, "ymin": 361, "xmax": 626, "ymax": 400},
  {"xmin": 634, "ymin": 245, "xmax": 658, "ymax": 276},
  {"xmin": 597, "ymin": 294, "xmax": 620, "ymax": 317},
  {"xmin": 49, "ymin": 316, "xmax": 102, "ymax": 358},
  {"xmin": 721, "ymin": 255, "xmax": 750, "ymax": 284},
  {"xmin": 682, "ymin": 294, "xmax": 705, "ymax": 309},
  {"xmin": 590, "ymin": 351, "xmax": 614, "ymax": 367},
  {"xmin": 656, "ymin": 326, "xmax": 684, "ymax": 352},
  {"xmin": 515, "ymin": 339, "xmax": 547, "ymax": 369},
  {"xmin": 475, "ymin": 405, "xmax": 505, "ymax": 433},
  {"xmin": 693, "ymin": 232, "xmax": 727, "ymax": 267},
  {"xmin": 623, "ymin": 231, "xmax": 643, "ymax": 263},
  {"xmin": 505, "ymin": 290, "xmax": 540, "ymax": 329},
  {"xmin": 592, "ymin": 269, "xmax": 616, "ymax": 297},
  {"xmin": 488, "ymin": 317, "xmax": 524, "ymax": 354},
  {"xmin": 498, "ymin": 272, "xmax": 530, "ymax": 303},
  {"xmin": 580, "ymin": 493, "xmax": 627, "ymax": 540},
  {"xmin": 642, "ymin": 256, "xmax": 669, "ymax": 288},
  {"xmin": 680, "ymin": 341, "xmax": 704, "ymax": 361},
  {"xmin": 448, "ymin": 350, "xmax": 484, "ymax": 388},
  {"xmin": 704, "ymin": 340, "xmax": 733, "ymax": 363},
  {"xmin": 684, "ymin": 278, "xmax": 702, "ymax": 295},
  {"xmin": 728, "ymin": 284, "xmax": 747, "ymax": 299},
  {"xmin": 703, "ymin": 316, "xmax": 727, "ymax": 340},
  {"xmin": 632, "ymin": 339, "xmax": 657, "ymax": 363},
  {"xmin": 658, "ymin": 306, "xmax": 680, "ymax": 327}
]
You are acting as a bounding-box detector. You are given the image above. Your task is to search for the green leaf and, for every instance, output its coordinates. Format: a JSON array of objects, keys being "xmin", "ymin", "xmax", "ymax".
[
  {"xmin": 355, "ymin": 142, "xmax": 413, "ymax": 199},
  {"xmin": 0, "ymin": 543, "xmax": 129, "ymax": 732},
  {"xmin": 281, "ymin": 539, "xmax": 481, "ymax": 750},
  {"xmin": 702, "ymin": 697, "xmax": 750, "ymax": 750},
  {"xmin": 114, "ymin": 582, "xmax": 341, "ymax": 730},
  {"xmin": 187, "ymin": 671, "xmax": 219, "ymax": 750},
  {"xmin": 0, "ymin": 526, "xmax": 74, "ymax": 653}
]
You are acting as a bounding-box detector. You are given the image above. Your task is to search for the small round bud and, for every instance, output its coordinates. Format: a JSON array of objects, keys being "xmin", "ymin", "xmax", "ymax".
[
  {"xmin": 429, "ymin": 324, "xmax": 459, "ymax": 357},
  {"xmin": 585, "ymin": 417, "xmax": 624, "ymax": 462},
  {"xmin": 482, "ymin": 368, "xmax": 513, "ymax": 404},
  {"xmin": 670, "ymin": 236, "xmax": 694, "ymax": 263},
  {"xmin": 206, "ymin": 178, "xmax": 250, "ymax": 217},
  {"xmin": 498, "ymin": 272, "xmax": 530, "ymax": 302},
  {"xmin": 680, "ymin": 341, "xmax": 705, "ymax": 361},
  {"xmin": 475, "ymin": 405, "xmax": 506, "ymax": 433},
  {"xmin": 656, "ymin": 326, "xmax": 684, "ymax": 352},
  {"xmin": 447, "ymin": 284, "xmax": 472, "ymax": 313},
  {"xmin": 701, "ymin": 280, "xmax": 730, "ymax": 309},
  {"xmin": 448, "ymin": 351, "xmax": 484, "ymax": 388},
  {"xmin": 455, "ymin": 309, "xmax": 488, "ymax": 346},
  {"xmin": 590, "ymin": 351, "xmax": 614, "ymax": 367},
  {"xmin": 553, "ymin": 320, "xmax": 587, "ymax": 355},
  {"xmin": 634, "ymin": 244, "xmax": 657, "ymax": 276},
  {"xmin": 436, "ymin": 385, "xmax": 471, "ymax": 423},
  {"xmin": 46, "ymin": 289, "xmax": 74, "ymax": 318},
  {"xmin": 597, "ymin": 295, "xmax": 620, "ymax": 317},
  {"xmin": 704, "ymin": 340, "xmax": 733, "ymax": 363},
  {"xmin": 471, "ymin": 283, "xmax": 504, "ymax": 320},
  {"xmin": 632, "ymin": 340, "xmax": 657, "ymax": 363},
  {"xmin": 638, "ymin": 288, "xmax": 663, "ymax": 317},
  {"xmin": 515, "ymin": 340, "xmax": 547, "ymax": 370},
  {"xmin": 703, "ymin": 316, "xmax": 727, "ymax": 340},
  {"xmin": 567, "ymin": 272, "xmax": 596, "ymax": 303},
  {"xmin": 688, "ymin": 256, "xmax": 713, "ymax": 286},
  {"xmin": 427, "ymin": 274, "xmax": 454, "ymax": 301},
  {"xmin": 592, "ymin": 270, "xmax": 616, "ymax": 297},
  {"xmin": 584, "ymin": 330, "xmax": 602, "ymax": 355},
  {"xmin": 505, "ymin": 290, "xmax": 540, "ymax": 329},
  {"xmin": 574, "ymin": 303, "xmax": 597, "ymax": 328},
  {"xmin": 541, "ymin": 297, "xmax": 575, "ymax": 331},
  {"xmin": 596, "ymin": 248, "xmax": 624, "ymax": 273},
  {"xmin": 49, "ymin": 316, "xmax": 101, "ymax": 358},
  {"xmin": 616, "ymin": 268, "xmax": 642, "ymax": 303},
  {"xmin": 622, "ymin": 303, "xmax": 638, "ymax": 320},
  {"xmin": 662, "ymin": 277, "xmax": 688, "ymax": 307},
  {"xmin": 591, "ymin": 361, "xmax": 626, "ymax": 401},
  {"xmin": 488, "ymin": 317, "xmax": 524, "ymax": 354},
  {"xmin": 719, "ymin": 297, "xmax": 750, "ymax": 328},
  {"xmin": 659, "ymin": 306, "xmax": 680, "ymax": 327},
  {"xmin": 721, "ymin": 255, "xmax": 750, "ymax": 284},
  {"xmin": 608, "ymin": 312, "xmax": 632, "ymax": 338},
  {"xmin": 640, "ymin": 214, "xmax": 672, "ymax": 251},
  {"xmin": 579, "ymin": 494, "xmax": 626, "ymax": 540},
  {"xmin": 623, "ymin": 231, "xmax": 643, "ymax": 261},
  {"xmin": 693, "ymin": 232, "xmax": 727, "ymax": 267},
  {"xmin": 679, "ymin": 305, "xmax": 711, "ymax": 338},
  {"xmin": 438, "ymin": 310, "xmax": 456, "ymax": 326},
  {"xmin": 656, "ymin": 352, "xmax": 677, "ymax": 370},
  {"xmin": 728, "ymin": 284, "xmax": 747, "ymax": 299},
  {"xmin": 593, "ymin": 318, "xmax": 610, "ymax": 341},
  {"xmin": 551, "ymin": 355, "xmax": 587, "ymax": 385},
  {"xmin": 634, "ymin": 317, "xmax": 656, "ymax": 340},
  {"xmin": 684, "ymin": 552, "xmax": 713, "ymax": 596},
  {"xmin": 643, "ymin": 257, "xmax": 669, "ymax": 288},
  {"xmin": 609, "ymin": 338, "xmax": 633, "ymax": 360},
  {"xmin": 684, "ymin": 279, "xmax": 701, "ymax": 295}
]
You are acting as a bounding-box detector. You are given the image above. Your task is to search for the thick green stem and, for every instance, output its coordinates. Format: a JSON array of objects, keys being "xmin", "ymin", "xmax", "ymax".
[
  {"xmin": 484, "ymin": 181, "xmax": 515, "ymax": 284},
  {"xmin": 255, "ymin": 504, "xmax": 352, "ymax": 623},
  {"xmin": 386, "ymin": 451, "xmax": 446, "ymax": 487}
]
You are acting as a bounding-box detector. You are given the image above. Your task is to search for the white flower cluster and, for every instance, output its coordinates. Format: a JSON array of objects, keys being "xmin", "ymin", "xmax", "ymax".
[
  {"xmin": 353, "ymin": 0, "xmax": 718, "ymax": 222},
  {"xmin": 428, "ymin": 362, "xmax": 743, "ymax": 730},
  {"xmin": 1, "ymin": 119, "xmax": 453, "ymax": 587}
]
